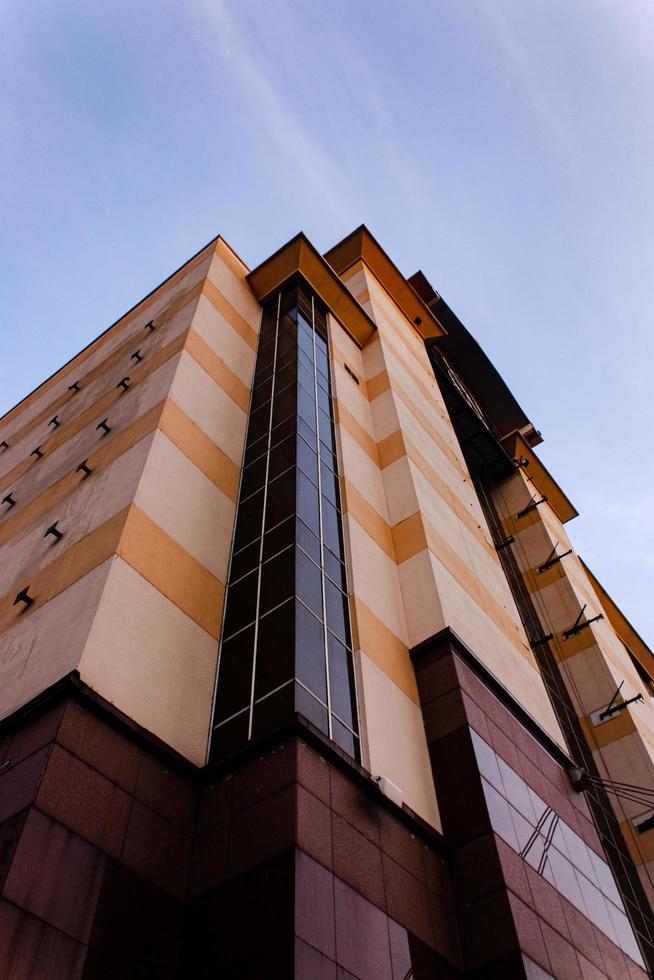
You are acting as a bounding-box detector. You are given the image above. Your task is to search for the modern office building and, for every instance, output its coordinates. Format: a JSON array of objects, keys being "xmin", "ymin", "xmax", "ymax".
[{"xmin": 1, "ymin": 226, "xmax": 654, "ymax": 978}]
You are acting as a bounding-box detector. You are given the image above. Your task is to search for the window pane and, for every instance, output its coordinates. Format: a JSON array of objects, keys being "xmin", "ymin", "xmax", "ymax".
[
  {"xmin": 298, "ymin": 384, "xmax": 316, "ymax": 429},
  {"xmin": 268, "ymin": 434, "xmax": 296, "ymax": 481},
  {"xmin": 265, "ymin": 468, "xmax": 295, "ymax": 530},
  {"xmin": 297, "ymin": 471, "xmax": 320, "ymax": 532},
  {"xmin": 295, "ymin": 600, "xmax": 327, "ymax": 702},
  {"xmin": 244, "ymin": 433, "xmax": 267, "ymax": 467},
  {"xmin": 253, "ymin": 360, "xmax": 273, "ymax": 390},
  {"xmin": 251, "ymin": 682, "xmax": 295, "ymax": 741},
  {"xmin": 328, "ymin": 633, "xmax": 356, "ymax": 728},
  {"xmin": 275, "ymin": 359, "xmax": 296, "ymax": 392},
  {"xmin": 320, "ymin": 460, "xmax": 339, "ymax": 506},
  {"xmin": 222, "ymin": 569, "xmax": 258, "ymax": 638},
  {"xmin": 325, "ymin": 579, "xmax": 349, "ymax": 643},
  {"xmin": 296, "ymin": 518, "xmax": 320, "ymax": 564},
  {"xmin": 332, "ymin": 718, "xmax": 358, "ymax": 758},
  {"xmin": 298, "ymin": 324, "xmax": 314, "ymax": 360},
  {"xmin": 232, "ymin": 489, "xmax": 264, "ymax": 552},
  {"xmin": 259, "ymin": 546, "xmax": 294, "ymax": 616},
  {"xmin": 257, "ymin": 342, "xmax": 275, "ymax": 371},
  {"xmin": 317, "ymin": 384, "xmax": 330, "ymax": 417},
  {"xmin": 272, "ymin": 384, "xmax": 296, "ymax": 429},
  {"xmin": 315, "ymin": 344, "xmax": 329, "ymax": 379},
  {"xmin": 296, "ymin": 685, "xmax": 329, "ymax": 736},
  {"xmin": 251, "ymin": 374, "xmax": 273, "ymax": 410},
  {"xmin": 247, "ymin": 402, "xmax": 270, "ymax": 444},
  {"xmin": 214, "ymin": 627, "xmax": 255, "ymax": 722},
  {"xmin": 324, "ymin": 547, "xmax": 347, "ymax": 591},
  {"xmin": 319, "ymin": 409, "xmax": 335, "ymax": 451},
  {"xmin": 298, "ymin": 360, "xmax": 314, "ymax": 394},
  {"xmin": 322, "ymin": 498, "xmax": 343, "ymax": 555},
  {"xmin": 211, "ymin": 710, "xmax": 249, "ymax": 764},
  {"xmin": 254, "ymin": 599, "xmax": 295, "ymax": 700},
  {"xmin": 263, "ymin": 515, "xmax": 294, "ymax": 560},
  {"xmin": 298, "ymin": 417, "xmax": 317, "ymax": 449},
  {"xmin": 276, "ymin": 328, "xmax": 296, "ymax": 360},
  {"xmin": 229, "ymin": 538, "xmax": 259, "ymax": 583},
  {"xmin": 296, "ymin": 550, "xmax": 323, "ymax": 618},
  {"xmin": 270, "ymin": 414, "xmax": 296, "ymax": 449},
  {"xmin": 297, "ymin": 437, "xmax": 318, "ymax": 485},
  {"xmin": 240, "ymin": 454, "xmax": 268, "ymax": 501}
]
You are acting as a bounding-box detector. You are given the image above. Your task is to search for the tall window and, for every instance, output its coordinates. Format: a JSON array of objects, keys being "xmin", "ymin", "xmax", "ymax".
[{"xmin": 210, "ymin": 282, "xmax": 359, "ymax": 763}]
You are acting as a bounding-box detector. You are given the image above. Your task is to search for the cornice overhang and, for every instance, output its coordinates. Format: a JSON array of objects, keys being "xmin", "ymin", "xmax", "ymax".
[
  {"xmin": 324, "ymin": 225, "xmax": 445, "ymax": 341},
  {"xmin": 502, "ymin": 431, "xmax": 578, "ymax": 524},
  {"xmin": 247, "ymin": 233, "xmax": 377, "ymax": 348}
]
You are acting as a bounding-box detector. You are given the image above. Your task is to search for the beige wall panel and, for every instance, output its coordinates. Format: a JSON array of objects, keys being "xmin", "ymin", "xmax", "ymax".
[
  {"xmin": 593, "ymin": 736, "xmax": 654, "ymax": 815},
  {"xmin": 329, "ymin": 314, "xmax": 366, "ymax": 373},
  {"xmin": 1, "ymin": 255, "xmax": 211, "ymax": 446},
  {"xmin": 0, "ymin": 434, "xmax": 154, "ymax": 597},
  {"xmin": 2, "ymin": 357, "xmax": 180, "ymax": 513},
  {"xmin": 357, "ymin": 651, "xmax": 440, "ymax": 829},
  {"xmin": 206, "ymin": 251, "xmax": 261, "ymax": 328},
  {"xmin": 332, "ymin": 364, "xmax": 376, "ymax": 440},
  {"xmin": 394, "ymin": 399, "xmax": 469, "ymax": 498},
  {"xmin": 0, "ymin": 559, "xmax": 113, "ymax": 721},
  {"xmin": 338, "ymin": 428, "xmax": 389, "ymax": 523},
  {"xmin": 345, "ymin": 517, "xmax": 409, "ymax": 646},
  {"xmin": 80, "ymin": 556, "xmax": 218, "ymax": 765},
  {"xmin": 382, "ymin": 457, "xmax": 420, "ymax": 526},
  {"xmin": 397, "ymin": 550, "xmax": 446, "ymax": 647},
  {"xmin": 562, "ymin": 648, "xmax": 621, "ymax": 715},
  {"xmin": 361, "ymin": 336, "xmax": 385, "ymax": 380},
  {"xmin": 369, "ymin": 389, "xmax": 401, "ymax": 444},
  {"xmin": 340, "ymin": 267, "xmax": 369, "ymax": 301},
  {"xmin": 168, "ymin": 352, "xmax": 247, "ymax": 465},
  {"xmin": 133, "ymin": 431, "xmax": 234, "ymax": 582},
  {"xmin": 190, "ymin": 294, "xmax": 258, "ymax": 388}
]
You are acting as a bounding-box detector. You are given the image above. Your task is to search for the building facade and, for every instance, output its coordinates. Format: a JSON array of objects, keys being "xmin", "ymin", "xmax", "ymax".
[{"xmin": 1, "ymin": 226, "xmax": 653, "ymax": 978}]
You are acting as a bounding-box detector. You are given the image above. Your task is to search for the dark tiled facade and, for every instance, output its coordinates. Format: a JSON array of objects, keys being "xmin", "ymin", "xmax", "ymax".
[{"xmin": 0, "ymin": 657, "xmax": 649, "ymax": 978}]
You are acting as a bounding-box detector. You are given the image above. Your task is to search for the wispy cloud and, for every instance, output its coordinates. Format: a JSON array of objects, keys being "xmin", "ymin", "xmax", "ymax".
[{"xmin": 193, "ymin": 0, "xmax": 353, "ymax": 225}]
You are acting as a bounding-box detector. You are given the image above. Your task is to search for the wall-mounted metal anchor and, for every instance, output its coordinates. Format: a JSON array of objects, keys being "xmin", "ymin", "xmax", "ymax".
[
  {"xmin": 13, "ymin": 587, "xmax": 33, "ymax": 609},
  {"xmin": 96, "ymin": 419, "xmax": 111, "ymax": 436},
  {"xmin": 76, "ymin": 459, "xmax": 92, "ymax": 477},
  {"xmin": 145, "ymin": 320, "xmax": 156, "ymax": 331},
  {"xmin": 529, "ymin": 634, "xmax": 554, "ymax": 648},
  {"xmin": 2, "ymin": 493, "xmax": 16, "ymax": 509},
  {"xmin": 48, "ymin": 415, "xmax": 60, "ymax": 429},
  {"xmin": 31, "ymin": 446, "xmax": 44, "ymax": 459},
  {"xmin": 537, "ymin": 542, "xmax": 573, "ymax": 574},
  {"xmin": 562, "ymin": 604, "xmax": 604, "ymax": 640},
  {"xmin": 0, "ymin": 441, "xmax": 8, "ymax": 451},
  {"xmin": 513, "ymin": 457, "xmax": 530, "ymax": 468},
  {"xmin": 516, "ymin": 496, "xmax": 548, "ymax": 520},
  {"xmin": 44, "ymin": 521, "xmax": 63, "ymax": 542},
  {"xmin": 599, "ymin": 681, "xmax": 644, "ymax": 721},
  {"xmin": 130, "ymin": 350, "xmax": 143, "ymax": 363},
  {"xmin": 116, "ymin": 377, "xmax": 130, "ymax": 392},
  {"xmin": 68, "ymin": 381, "xmax": 81, "ymax": 393},
  {"xmin": 495, "ymin": 536, "xmax": 515, "ymax": 551}
]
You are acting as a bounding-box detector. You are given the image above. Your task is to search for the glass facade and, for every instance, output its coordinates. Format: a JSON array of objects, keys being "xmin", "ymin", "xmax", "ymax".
[
  {"xmin": 471, "ymin": 729, "xmax": 645, "ymax": 967},
  {"xmin": 210, "ymin": 282, "xmax": 359, "ymax": 763}
]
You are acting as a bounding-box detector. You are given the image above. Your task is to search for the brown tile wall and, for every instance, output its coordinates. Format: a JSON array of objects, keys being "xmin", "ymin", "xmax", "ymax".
[
  {"xmin": 413, "ymin": 633, "xmax": 649, "ymax": 979},
  {"xmin": 0, "ymin": 686, "xmax": 462, "ymax": 979}
]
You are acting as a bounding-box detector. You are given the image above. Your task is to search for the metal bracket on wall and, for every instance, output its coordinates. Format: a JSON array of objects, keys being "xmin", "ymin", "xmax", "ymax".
[
  {"xmin": 68, "ymin": 381, "xmax": 81, "ymax": 392},
  {"xmin": 13, "ymin": 587, "xmax": 33, "ymax": 609},
  {"xmin": 31, "ymin": 446, "xmax": 44, "ymax": 459},
  {"xmin": 495, "ymin": 536, "xmax": 515, "ymax": 551},
  {"xmin": 598, "ymin": 681, "xmax": 644, "ymax": 721},
  {"xmin": 516, "ymin": 496, "xmax": 548, "ymax": 520},
  {"xmin": 0, "ymin": 441, "xmax": 8, "ymax": 451},
  {"xmin": 537, "ymin": 542, "xmax": 572, "ymax": 574},
  {"xmin": 44, "ymin": 521, "xmax": 63, "ymax": 543},
  {"xmin": 76, "ymin": 460, "xmax": 92, "ymax": 477},
  {"xmin": 116, "ymin": 377, "xmax": 130, "ymax": 392},
  {"xmin": 562, "ymin": 604, "xmax": 604, "ymax": 640},
  {"xmin": 530, "ymin": 634, "xmax": 554, "ymax": 649},
  {"xmin": 145, "ymin": 320, "xmax": 156, "ymax": 331},
  {"xmin": 96, "ymin": 419, "xmax": 111, "ymax": 436},
  {"xmin": 2, "ymin": 493, "xmax": 16, "ymax": 509},
  {"xmin": 130, "ymin": 350, "xmax": 143, "ymax": 363}
]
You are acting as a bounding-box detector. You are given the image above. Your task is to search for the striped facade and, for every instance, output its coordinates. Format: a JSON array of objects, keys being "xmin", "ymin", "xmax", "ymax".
[{"xmin": 0, "ymin": 227, "xmax": 652, "ymax": 978}]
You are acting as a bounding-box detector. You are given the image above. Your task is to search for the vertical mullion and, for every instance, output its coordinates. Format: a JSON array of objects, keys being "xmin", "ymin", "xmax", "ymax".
[
  {"xmin": 247, "ymin": 291, "xmax": 282, "ymax": 740},
  {"xmin": 311, "ymin": 296, "xmax": 333, "ymax": 739}
]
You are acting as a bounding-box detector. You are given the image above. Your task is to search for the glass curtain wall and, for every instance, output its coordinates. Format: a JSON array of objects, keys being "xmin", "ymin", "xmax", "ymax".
[{"xmin": 210, "ymin": 281, "xmax": 359, "ymax": 763}]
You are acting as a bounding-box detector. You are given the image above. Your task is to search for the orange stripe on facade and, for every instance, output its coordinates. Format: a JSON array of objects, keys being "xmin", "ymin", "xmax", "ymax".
[
  {"xmin": 202, "ymin": 279, "xmax": 258, "ymax": 352},
  {"xmin": 158, "ymin": 399, "xmax": 240, "ymax": 502},
  {"xmin": 184, "ymin": 330, "xmax": 250, "ymax": 413},
  {"xmin": 0, "ymin": 507, "xmax": 129, "ymax": 638},
  {"xmin": 116, "ymin": 505, "xmax": 224, "ymax": 638},
  {"xmin": 334, "ymin": 402, "xmax": 380, "ymax": 466},
  {"xmin": 366, "ymin": 369, "xmax": 391, "ymax": 401},
  {"xmin": 352, "ymin": 596, "xmax": 419, "ymax": 704},
  {"xmin": 341, "ymin": 479, "xmax": 395, "ymax": 560},
  {"xmin": 0, "ymin": 330, "xmax": 189, "ymax": 496},
  {"xmin": 0, "ymin": 402, "xmax": 165, "ymax": 549}
]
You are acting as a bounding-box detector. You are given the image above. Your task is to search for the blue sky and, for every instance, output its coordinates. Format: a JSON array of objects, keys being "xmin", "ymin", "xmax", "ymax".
[{"xmin": 2, "ymin": 0, "xmax": 653, "ymax": 641}]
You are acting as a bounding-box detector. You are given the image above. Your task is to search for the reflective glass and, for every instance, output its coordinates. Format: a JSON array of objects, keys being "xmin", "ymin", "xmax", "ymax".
[
  {"xmin": 247, "ymin": 402, "xmax": 271, "ymax": 444},
  {"xmin": 298, "ymin": 417, "xmax": 317, "ymax": 449},
  {"xmin": 322, "ymin": 498, "xmax": 343, "ymax": 555},
  {"xmin": 296, "ymin": 549, "xmax": 323, "ymax": 617},
  {"xmin": 222, "ymin": 569, "xmax": 258, "ymax": 638},
  {"xmin": 268, "ymin": 434, "xmax": 296, "ymax": 481},
  {"xmin": 251, "ymin": 681, "xmax": 295, "ymax": 740},
  {"xmin": 240, "ymin": 454, "xmax": 268, "ymax": 501},
  {"xmin": 251, "ymin": 374, "xmax": 273, "ymax": 410},
  {"xmin": 328, "ymin": 633, "xmax": 356, "ymax": 728},
  {"xmin": 214, "ymin": 626, "xmax": 255, "ymax": 722},
  {"xmin": 296, "ymin": 518, "xmax": 320, "ymax": 564},
  {"xmin": 259, "ymin": 546, "xmax": 294, "ymax": 616},
  {"xmin": 265, "ymin": 468, "xmax": 295, "ymax": 530},
  {"xmin": 319, "ymin": 409, "xmax": 335, "ymax": 451},
  {"xmin": 325, "ymin": 579, "xmax": 349, "ymax": 643},
  {"xmin": 295, "ymin": 600, "xmax": 327, "ymax": 701},
  {"xmin": 232, "ymin": 489, "xmax": 264, "ymax": 552},
  {"xmin": 263, "ymin": 515, "xmax": 294, "ymax": 560},
  {"xmin": 244, "ymin": 433, "xmax": 267, "ymax": 467},
  {"xmin": 298, "ymin": 384, "xmax": 316, "ymax": 429},
  {"xmin": 332, "ymin": 717, "xmax": 357, "ymax": 757},
  {"xmin": 229, "ymin": 538, "xmax": 259, "ymax": 584},
  {"xmin": 296, "ymin": 684, "xmax": 329, "ymax": 736},
  {"xmin": 297, "ymin": 471, "xmax": 320, "ymax": 532},
  {"xmin": 320, "ymin": 460, "xmax": 339, "ymax": 506},
  {"xmin": 254, "ymin": 600, "xmax": 295, "ymax": 699},
  {"xmin": 324, "ymin": 547, "xmax": 347, "ymax": 591},
  {"xmin": 297, "ymin": 437, "xmax": 318, "ymax": 485}
]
